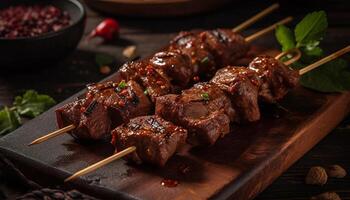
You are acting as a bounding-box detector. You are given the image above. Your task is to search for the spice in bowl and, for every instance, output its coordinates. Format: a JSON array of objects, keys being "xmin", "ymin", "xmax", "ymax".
[{"xmin": 0, "ymin": 5, "xmax": 71, "ymax": 39}]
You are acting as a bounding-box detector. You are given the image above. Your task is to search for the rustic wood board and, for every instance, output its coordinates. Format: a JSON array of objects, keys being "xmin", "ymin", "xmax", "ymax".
[
  {"xmin": 0, "ymin": 84, "xmax": 350, "ymax": 199},
  {"xmin": 84, "ymin": 0, "xmax": 231, "ymax": 17}
]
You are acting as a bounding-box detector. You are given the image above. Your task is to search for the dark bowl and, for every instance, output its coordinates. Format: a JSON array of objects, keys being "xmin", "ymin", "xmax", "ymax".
[{"xmin": 0, "ymin": 0, "xmax": 86, "ymax": 69}]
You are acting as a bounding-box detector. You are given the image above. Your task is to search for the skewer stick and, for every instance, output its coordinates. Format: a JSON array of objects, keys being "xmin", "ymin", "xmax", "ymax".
[
  {"xmin": 232, "ymin": 3, "xmax": 279, "ymax": 32},
  {"xmin": 28, "ymin": 124, "xmax": 75, "ymax": 146},
  {"xmin": 64, "ymin": 146, "xmax": 136, "ymax": 182},
  {"xmin": 299, "ymin": 45, "xmax": 350, "ymax": 75},
  {"xmin": 275, "ymin": 48, "xmax": 302, "ymax": 66},
  {"xmin": 245, "ymin": 16, "xmax": 293, "ymax": 42}
]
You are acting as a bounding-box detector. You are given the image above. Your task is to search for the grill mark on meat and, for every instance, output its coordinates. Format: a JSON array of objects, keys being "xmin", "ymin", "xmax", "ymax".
[{"xmin": 84, "ymin": 100, "xmax": 98, "ymax": 116}]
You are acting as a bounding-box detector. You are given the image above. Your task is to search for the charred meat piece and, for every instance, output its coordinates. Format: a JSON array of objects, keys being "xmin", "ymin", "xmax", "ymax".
[
  {"xmin": 55, "ymin": 80, "xmax": 152, "ymax": 141},
  {"xmin": 248, "ymin": 55, "xmax": 299, "ymax": 103},
  {"xmin": 211, "ymin": 66, "xmax": 261, "ymax": 122},
  {"xmin": 111, "ymin": 115, "xmax": 188, "ymax": 166},
  {"xmin": 112, "ymin": 60, "xmax": 174, "ymax": 102},
  {"xmin": 150, "ymin": 50, "xmax": 193, "ymax": 88},
  {"xmin": 200, "ymin": 29, "xmax": 249, "ymax": 66},
  {"xmin": 87, "ymin": 80, "xmax": 152, "ymax": 125},
  {"xmin": 114, "ymin": 61, "xmax": 145, "ymax": 82},
  {"xmin": 170, "ymin": 31, "xmax": 216, "ymax": 79},
  {"xmin": 156, "ymin": 82, "xmax": 235, "ymax": 146},
  {"xmin": 56, "ymin": 99, "xmax": 111, "ymax": 140},
  {"xmin": 139, "ymin": 64, "xmax": 174, "ymax": 102}
]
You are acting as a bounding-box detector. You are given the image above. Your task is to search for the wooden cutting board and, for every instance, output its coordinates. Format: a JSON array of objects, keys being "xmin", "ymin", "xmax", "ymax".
[
  {"xmin": 1, "ymin": 81, "xmax": 350, "ymax": 199},
  {"xmin": 84, "ymin": 0, "xmax": 231, "ymax": 17}
]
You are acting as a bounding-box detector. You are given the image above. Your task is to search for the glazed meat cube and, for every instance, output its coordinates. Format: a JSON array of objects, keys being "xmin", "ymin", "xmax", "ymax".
[
  {"xmin": 56, "ymin": 99, "xmax": 111, "ymax": 140},
  {"xmin": 156, "ymin": 82, "xmax": 235, "ymax": 146},
  {"xmin": 139, "ymin": 64, "xmax": 174, "ymax": 102},
  {"xmin": 88, "ymin": 80, "xmax": 152, "ymax": 124},
  {"xmin": 248, "ymin": 55, "xmax": 299, "ymax": 103},
  {"xmin": 170, "ymin": 31, "xmax": 217, "ymax": 79},
  {"xmin": 211, "ymin": 66, "xmax": 261, "ymax": 122},
  {"xmin": 149, "ymin": 50, "xmax": 193, "ymax": 88},
  {"xmin": 111, "ymin": 115, "xmax": 188, "ymax": 166},
  {"xmin": 200, "ymin": 29, "xmax": 249, "ymax": 66},
  {"xmin": 55, "ymin": 80, "xmax": 152, "ymax": 141}
]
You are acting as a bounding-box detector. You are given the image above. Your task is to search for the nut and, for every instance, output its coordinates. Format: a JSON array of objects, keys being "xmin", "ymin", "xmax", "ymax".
[
  {"xmin": 123, "ymin": 45, "xmax": 137, "ymax": 59},
  {"xmin": 306, "ymin": 166, "xmax": 328, "ymax": 185},
  {"xmin": 326, "ymin": 165, "xmax": 347, "ymax": 178},
  {"xmin": 100, "ymin": 65, "xmax": 111, "ymax": 75},
  {"xmin": 311, "ymin": 192, "xmax": 341, "ymax": 200}
]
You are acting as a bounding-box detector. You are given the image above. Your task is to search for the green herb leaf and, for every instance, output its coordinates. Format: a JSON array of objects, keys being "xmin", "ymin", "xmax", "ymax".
[
  {"xmin": 0, "ymin": 107, "xmax": 21, "ymax": 135},
  {"xmin": 295, "ymin": 11, "xmax": 328, "ymax": 47},
  {"xmin": 300, "ymin": 59, "xmax": 350, "ymax": 92},
  {"xmin": 118, "ymin": 80, "xmax": 127, "ymax": 89},
  {"xmin": 14, "ymin": 90, "xmax": 56, "ymax": 118},
  {"xmin": 201, "ymin": 57, "xmax": 210, "ymax": 65},
  {"xmin": 201, "ymin": 92, "xmax": 210, "ymax": 101},
  {"xmin": 275, "ymin": 25, "xmax": 295, "ymax": 51},
  {"xmin": 95, "ymin": 53, "xmax": 114, "ymax": 67}
]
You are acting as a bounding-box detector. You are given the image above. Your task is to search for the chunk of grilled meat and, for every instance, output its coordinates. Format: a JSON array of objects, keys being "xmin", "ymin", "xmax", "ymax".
[
  {"xmin": 56, "ymin": 99, "xmax": 112, "ymax": 140},
  {"xmin": 200, "ymin": 29, "xmax": 249, "ymax": 66},
  {"xmin": 111, "ymin": 115, "xmax": 188, "ymax": 166},
  {"xmin": 56, "ymin": 80, "xmax": 152, "ymax": 140},
  {"xmin": 156, "ymin": 82, "xmax": 235, "ymax": 146},
  {"xmin": 248, "ymin": 55, "xmax": 299, "ymax": 103},
  {"xmin": 170, "ymin": 31, "xmax": 217, "ymax": 79},
  {"xmin": 150, "ymin": 50, "xmax": 193, "ymax": 88},
  {"xmin": 114, "ymin": 61, "xmax": 174, "ymax": 102},
  {"xmin": 211, "ymin": 66, "xmax": 261, "ymax": 122}
]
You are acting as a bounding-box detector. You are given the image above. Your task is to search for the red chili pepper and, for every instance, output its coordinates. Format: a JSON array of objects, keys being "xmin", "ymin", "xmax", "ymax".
[{"xmin": 88, "ymin": 18, "xmax": 119, "ymax": 41}]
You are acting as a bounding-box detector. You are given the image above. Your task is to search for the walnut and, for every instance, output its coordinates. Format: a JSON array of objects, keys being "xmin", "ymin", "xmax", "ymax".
[
  {"xmin": 326, "ymin": 165, "xmax": 347, "ymax": 178},
  {"xmin": 306, "ymin": 166, "xmax": 328, "ymax": 185},
  {"xmin": 311, "ymin": 192, "xmax": 341, "ymax": 200}
]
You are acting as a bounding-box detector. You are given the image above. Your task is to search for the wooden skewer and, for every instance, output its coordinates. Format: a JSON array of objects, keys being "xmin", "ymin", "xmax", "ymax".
[
  {"xmin": 232, "ymin": 3, "xmax": 279, "ymax": 32},
  {"xmin": 245, "ymin": 16, "xmax": 293, "ymax": 42},
  {"xmin": 275, "ymin": 48, "xmax": 302, "ymax": 66},
  {"xmin": 64, "ymin": 146, "xmax": 136, "ymax": 182},
  {"xmin": 28, "ymin": 124, "xmax": 75, "ymax": 146},
  {"xmin": 299, "ymin": 45, "xmax": 350, "ymax": 75}
]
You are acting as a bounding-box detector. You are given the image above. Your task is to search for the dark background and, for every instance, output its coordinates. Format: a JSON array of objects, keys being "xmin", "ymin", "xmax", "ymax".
[{"xmin": 0, "ymin": 0, "xmax": 349, "ymax": 199}]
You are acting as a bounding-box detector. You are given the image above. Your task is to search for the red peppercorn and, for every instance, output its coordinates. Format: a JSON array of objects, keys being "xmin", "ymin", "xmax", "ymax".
[
  {"xmin": 118, "ymin": 100, "xmax": 125, "ymax": 107},
  {"xmin": 146, "ymin": 66, "xmax": 154, "ymax": 75},
  {"xmin": 88, "ymin": 18, "xmax": 119, "ymax": 41},
  {"xmin": 156, "ymin": 80, "xmax": 163, "ymax": 86},
  {"xmin": 193, "ymin": 76, "xmax": 200, "ymax": 82},
  {"xmin": 119, "ymin": 89, "xmax": 129, "ymax": 96}
]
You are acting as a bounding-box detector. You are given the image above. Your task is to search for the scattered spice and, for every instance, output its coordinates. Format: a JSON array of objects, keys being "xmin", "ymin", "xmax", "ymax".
[
  {"xmin": 88, "ymin": 18, "xmax": 119, "ymax": 41},
  {"xmin": 201, "ymin": 92, "xmax": 210, "ymax": 101},
  {"xmin": 0, "ymin": 5, "xmax": 70, "ymax": 38},
  {"xmin": 161, "ymin": 179, "xmax": 178, "ymax": 188},
  {"xmin": 305, "ymin": 166, "xmax": 328, "ymax": 185},
  {"xmin": 311, "ymin": 192, "xmax": 341, "ymax": 200},
  {"xmin": 99, "ymin": 65, "xmax": 111, "ymax": 75},
  {"xmin": 326, "ymin": 165, "xmax": 347, "ymax": 178},
  {"xmin": 123, "ymin": 45, "xmax": 137, "ymax": 59},
  {"xmin": 193, "ymin": 76, "xmax": 200, "ymax": 82},
  {"xmin": 201, "ymin": 56, "xmax": 210, "ymax": 65}
]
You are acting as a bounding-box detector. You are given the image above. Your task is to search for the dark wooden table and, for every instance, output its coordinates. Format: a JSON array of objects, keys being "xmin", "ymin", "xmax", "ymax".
[{"xmin": 1, "ymin": 0, "xmax": 349, "ymax": 199}]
